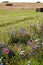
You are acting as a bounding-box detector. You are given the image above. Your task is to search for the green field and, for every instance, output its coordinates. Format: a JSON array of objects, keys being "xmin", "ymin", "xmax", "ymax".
[
  {"xmin": 0, "ymin": 8, "xmax": 43, "ymax": 65},
  {"xmin": 0, "ymin": 9, "xmax": 43, "ymax": 42}
]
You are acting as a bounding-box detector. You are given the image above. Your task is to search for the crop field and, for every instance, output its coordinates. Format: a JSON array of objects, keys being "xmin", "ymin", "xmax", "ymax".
[
  {"xmin": 0, "ymin": 4, "xmax": 43, "ymax": 65},
  {"xmin": 0, "ymin": 8, "xmax": 43, "ymax": 42}
]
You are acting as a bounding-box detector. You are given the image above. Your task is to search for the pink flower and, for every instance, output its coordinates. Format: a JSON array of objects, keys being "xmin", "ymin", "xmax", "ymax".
[
  {"xmin": 27, "ymin": 40, "xmax": 34, "ymax": 48},
  {"xmin": 4, "ymin": 48, "xmax": 10, "ymax": 54}
]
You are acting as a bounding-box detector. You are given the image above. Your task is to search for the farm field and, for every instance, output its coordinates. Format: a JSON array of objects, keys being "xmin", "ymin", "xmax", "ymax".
[
  {"xmin": 0, "ymin": 8, "xmax": 43, "ymax": 42},
  {"xmin": 0, "ymin": 4, "xmax": 43, "ymax": 65}
]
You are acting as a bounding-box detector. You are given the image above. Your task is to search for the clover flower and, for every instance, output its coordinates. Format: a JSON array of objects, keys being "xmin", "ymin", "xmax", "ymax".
[
  {"xmin": 27, "ymin": 40, "xmax": 34, "ymax": 48},
  {"xmin": 4, "ymin": 48, "xmax": 10, "ymax": 55},
  {"xmin": 19, "ymin": 50, "xmax": 25, "ymax": 56}
]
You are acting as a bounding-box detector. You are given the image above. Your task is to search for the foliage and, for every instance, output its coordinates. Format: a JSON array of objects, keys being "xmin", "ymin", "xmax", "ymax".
[
  {"xmin": 8, "ymin": 29, "xmax": 31, "ymax": 44},
  {"xmin": 0, "ymin": 9, "xmax": 43, "ymax": 65}
]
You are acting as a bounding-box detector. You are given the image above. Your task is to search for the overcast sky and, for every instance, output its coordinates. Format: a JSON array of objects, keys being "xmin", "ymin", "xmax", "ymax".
[{"xmin": 0, "ymin": 0, "xmax": 43, "ymax": 2}]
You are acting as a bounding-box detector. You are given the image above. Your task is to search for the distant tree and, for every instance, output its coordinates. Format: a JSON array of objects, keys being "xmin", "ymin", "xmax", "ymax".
[{"xmin": 36, "ymin": 1, "xmax": 41, "ymax": 3}]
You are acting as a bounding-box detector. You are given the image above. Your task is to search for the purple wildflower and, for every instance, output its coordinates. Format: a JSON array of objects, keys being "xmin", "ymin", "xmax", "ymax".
[
  {"xmin": 35, "ymin": 45, "xmax": 40, "ymax": 49},
  {"xmin": 0, "ymin": 44, "xmax": 3, "ymax": 48},
  {"xmin": 27, "ymin": 40, "xmax": 34, "ymax": 48}
]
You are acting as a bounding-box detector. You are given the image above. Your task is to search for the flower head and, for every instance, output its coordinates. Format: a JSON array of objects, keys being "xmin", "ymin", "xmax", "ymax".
[{"xmin": 4, "ymin": 48, "xmax": 10, "ymax": 55}]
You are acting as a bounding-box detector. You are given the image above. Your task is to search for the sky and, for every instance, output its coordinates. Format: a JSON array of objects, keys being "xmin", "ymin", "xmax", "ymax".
[{"xmin": 0, "ymin": 0, "xmax": 43, "ymax": 2}]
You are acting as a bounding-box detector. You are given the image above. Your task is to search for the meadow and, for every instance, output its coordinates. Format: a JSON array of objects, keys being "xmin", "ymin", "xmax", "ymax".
[
  {"xmin": 0, "ymin": 9, "xmax": 43, "ymax": 42},
  {"xmin": 0, "ymin": 7, "xmax": 43, "ymax": 65}
]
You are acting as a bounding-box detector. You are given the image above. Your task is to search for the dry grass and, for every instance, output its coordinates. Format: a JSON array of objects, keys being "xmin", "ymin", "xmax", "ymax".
[{"xmin": 0, "ymin": 2, "xmax": 43, "ymax": 10}]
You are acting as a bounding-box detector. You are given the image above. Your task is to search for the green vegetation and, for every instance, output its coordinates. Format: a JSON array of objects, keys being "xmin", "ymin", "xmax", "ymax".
[
  {"xmin": 0, "ymin": 8, "xmax": 43, "ymax": 65},
  {"xmin": 0, "ymin": 9, "xmax": 42, "ymax": 42}
]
